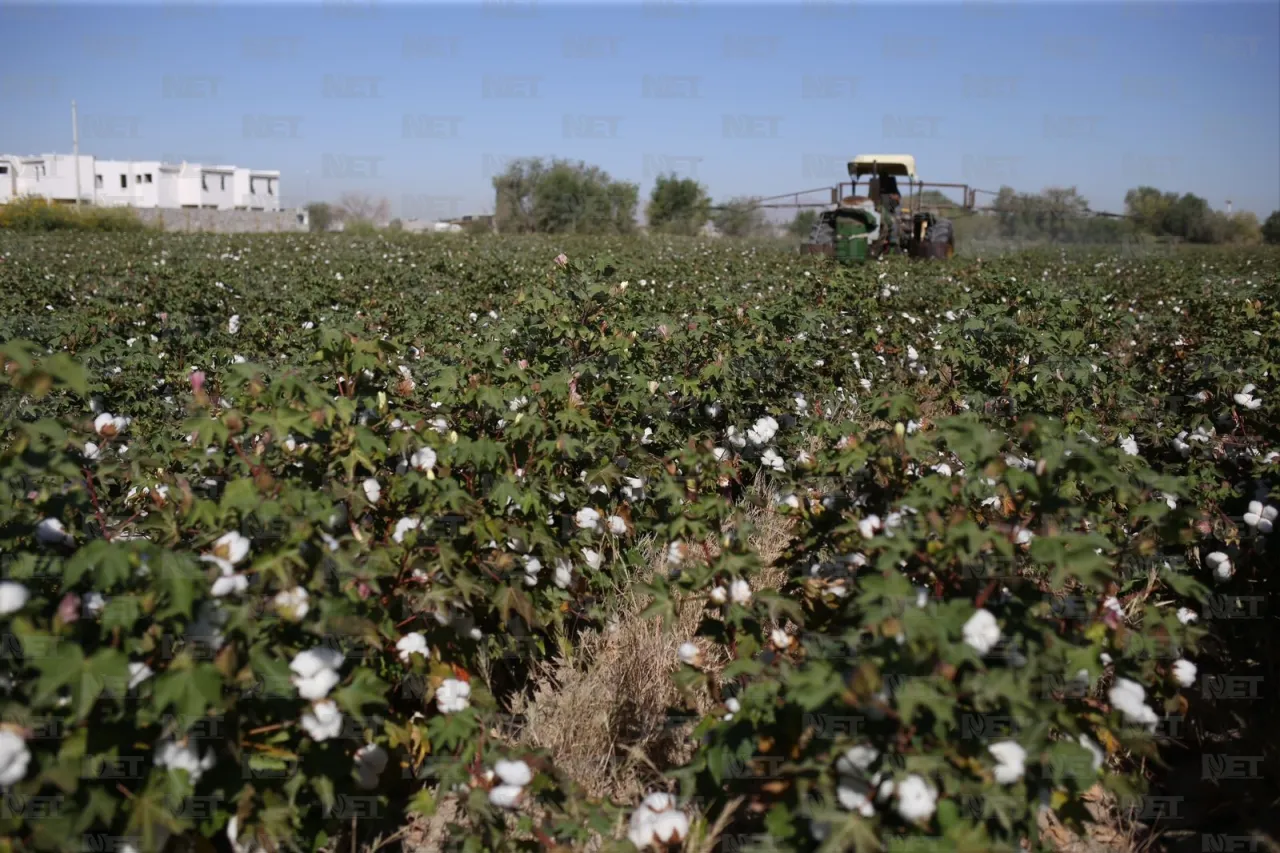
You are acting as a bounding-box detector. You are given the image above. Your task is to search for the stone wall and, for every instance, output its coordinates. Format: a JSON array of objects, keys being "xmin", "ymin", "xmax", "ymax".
[{"xmin": 133, "ymin": 208, "xmax": 308, "ymax": 233}]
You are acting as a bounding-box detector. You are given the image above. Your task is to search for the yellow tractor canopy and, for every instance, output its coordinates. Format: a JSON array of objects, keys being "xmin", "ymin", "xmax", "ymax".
[{"xmin": 847, "ymin": 155, "xmax": 917, "ymax": 179}]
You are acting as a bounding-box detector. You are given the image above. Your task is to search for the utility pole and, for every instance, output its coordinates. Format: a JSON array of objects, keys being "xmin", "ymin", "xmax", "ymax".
[{"xmin": 72, "ymin": 100, "xmax": 81, "ymax": 209}]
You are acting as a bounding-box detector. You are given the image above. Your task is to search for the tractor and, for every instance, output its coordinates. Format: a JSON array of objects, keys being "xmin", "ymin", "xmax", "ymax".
[{"xmin": 803, "ymin": 155, "xmax": 956, "ymax": 262}]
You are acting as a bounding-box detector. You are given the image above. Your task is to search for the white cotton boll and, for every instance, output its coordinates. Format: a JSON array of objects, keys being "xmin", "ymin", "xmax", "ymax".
[
  {"xmin": 301, "ymin": 700, "xmax": 344, "ymax": 742},
  {"xmin": 436, "ymin": 678, "xmax": 471, "ymax": 713},
  {"xmin": 127, "ymin": 662, "xmax": 153, "ymax": 689},
  {"xmin": 84, "ymin": 441, "xmax": 101, "ymax": 460},
  {"xmin": 1119, "ymin": 435, "xmax": 1139, "ymax": 456},
  {"xmin": 362, "ymin": 478, "xmax": 381, "ymax": 504},
  {"xmin": 894, "ymin": 775, "xmax": 938, "ymax": 822},
  {"xmin": 1243, "ymin": 501, "xmax": 1277, "ymax": 534},
  {"xmin": 760, "ymin": 448, "xmax": 785, "ymax": 471},
  {"xmin": 836, "ymin": 745, "xmax": 879, "ymax": 775},
  {"xmin": 1176, "ymin": 607, "xmax": 1198, "ymax": 625},
  {"xmin": 410, "ymin": 447, "xmax": 436, "ymax": 472},
  {"xmin": 82, "ymin": 592, "xmax": 106, "ymax": 617},
  {"xmin": 1172, "ymin": 658, "xmax": 1197, "ymax": 687},
  {"xmin": 1108, "ymin": 678, "xmax": 1159, "ymax": 731},
  {"xmin": 553, "ymin": 559, "xmax": 573, "ymax": 589},
  {"xmin": 729, "ymin": 579, "xmax": 752, "ymax": 604},
  {"xmin": 988, "ymin": 741, "xmax": 1027, "ymax": 784},
  {"xmin": 396, "ymin": 632, "xmax": 429, "ymax": 663},
  {"xmin": 677, "ymin": 642, "xmax": 701, "ymax": 666},
  {"xmin": 608, "ymin": 515, "xmax": 628, "ymax": 535},
  {"xmin": 35, "ymin": 517, "xmax": 73, "ymax": 546},
  {"xmin": 1205, "ymin": 551, "xmax": 1233, "ymax": 581},
  {"xmin": 858, "ymin": 515, "xmax": 881, "ymax": 539},
  {"xmin": 747, "ymin": 416, "xmax": 779, "ymax": 446},
  {"xmin": 1078, "ymin": 734, "xmax": 1104, "ymax": 772},
  {"xmin": 709, "ymin": 585, "xmax": 728, "ymax": 604},
  {"xmin": 354, "ymin": 744, "xmax": 388, "ymax": 790},
  {"xmin": 915, "ymin": 587, "xmax": 929, "ymax": 608},
  {"xmin": 155, "ymin": 739, "xmax": 216, "ymax": 784},
  {"xmin": 290, "ymin": 648, "xmax": 343, "ymax": 699},
  {"xmin": 727, "ymin": 426, "xmax": 746, "ymax": 448},
  {"xmin": 488, "ymin": 784, "xmax": 523, "ymax": 809},
  {"xmin": 583, "ymin": 548, "xmax": 604, "ymax": 571},
  {"xmin": 575, "ymin": 508, "xmax": 601, "ymax": 531},
  {"xmin": 770, "ymin": 628, "xmax": 793, "ymax": 649},
  {"xmin": 0, "ymin": 730, "xmax": 32, "ymax": 787},
  {"xmin": 211, "ymin": 531, "xmax": 250, "ymax": 565},
  {"xmin": 0, "ymin": 582, "xmax": 30, "ymax": 617},
  {"xmin": 650, "ymin": 810, "xmax": 690, "ymax": 845},
  {"xmin": 494, "ymin": 759, "xmax": 532, "ymax": 788},
  {"xmin": 963, "ymin": 609, "xmax": 1001, "ymax": 656},
  {"xmin": 228, "ymin": 315, "xmax": 241, "ymax": 334},
  {"xmin": 392, "ymin": 517, "xmax": 421, "ymax": 544},
  {"xmin": 665, "ymin": 543, "xmax": 685, "ymax": 566}
]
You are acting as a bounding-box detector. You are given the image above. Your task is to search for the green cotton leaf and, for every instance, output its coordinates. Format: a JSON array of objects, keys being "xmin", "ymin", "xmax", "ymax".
[
  {"xmin": 154, "ymin": 551, "xmax": 200, "ymax": 620},
  {"xmin": 101, "ymin": 594, "xmax": 143, "ymax": 632},
  {"xmin": 153, "ymin": 664, "xmax": 224, "ymax": 721},
  {"xmin": 311, "ymin": 774, "xmax": 336, "ymax": 813},
  {"xmin": 332, "ymin": 668, "xmax": 389, "ymax": 718},
  {"xmin": 32, "ymin": 641, "xmax": 85, "ymax": 707},
  {"xmin": 493, "ymin": 584, "xmax": 536, "ymax": 628},
  {"xmin": 220, "ymin": 477, "xmax": 262, "ymax": 515}
]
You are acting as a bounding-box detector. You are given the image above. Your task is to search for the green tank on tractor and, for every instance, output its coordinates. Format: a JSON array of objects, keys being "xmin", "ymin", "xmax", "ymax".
[{"xmin": 803, "ymin": 155, "xmax": 956, "ymax": 262}]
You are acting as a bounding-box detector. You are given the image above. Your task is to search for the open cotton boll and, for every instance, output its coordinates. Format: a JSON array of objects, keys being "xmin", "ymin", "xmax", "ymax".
[
  {"xmin": 127, "ymin": 662, "xmax": 153, "ymax": 690},
  {"xmin": 1205, "ymin": 551, "xmax": 1233, "ymax": 581},
  {"xmin": 1172, "ymin": 658, "xmax": 1197, "ymax": 687},
  {"xmin": 488, "ymin": 784, "xmax": 523, "ymax": 809},
  {"xmin": 894, "ymin": 775, "xmax": 938, "ymax": 822},
  {"xmin": 0, "ymin": 730, "xmax": 32, "ymax": 787},
  {"xmin": 155, "ymin": 738, "xmax": 216, "ymax": 784},
  {"xmin": 0, "ymin": 582, "xmax": 30, "ymax": 617},
  {"xmin": 747, "ymin": 415, "xmax": 779, "ymax": 445},
  {"xmin": 362, "ymin": 478, "xmax": 381, "ymax": 504},
  {"xmin": 436, "ymin": 678, "xmax": 471, "ymax": 713},
  {"xmin": 290, "ymin": 648, "xmax": 343, "ymax": 700},
  {"xmin": 988, "ymin": 741, "xmax": 1027, "ymax": 784},
  {"xmin": 494, "ymin": 759, "xmax": 532, "ymax": 788},
  {"xmin": 353, "ymin": 744, "xmax": 388, "ymax": 790},
  {"xmin": 301, "ymin": 700, "xmax": 344, "ymax": 742},
  {"xmin": 1243, "ymin": 501, "xmax": 1277, "ymax": 534},
  {"xmin": 835, "ymin": 745, "xmax": 879, "ymax": 775},
  {"xmin": 574, "ymin": 508, "xmax": 601, "ymax": 531},
  {"xmin": 392, "ymin": 517, "xmax": 421, "ymax": 544},
  {"xmin": 396, "ymin": 632, "xmax": 429, "ymax": 663},
  {"xmin": 273, "ymin": 587, "xmax": 309, "ymax": 620},
  {"xmin": 35, "ymin": 518, "xmax": 74, "ymax": 546},
  {"xmin": 729, "ymin": 579, "xmax": 752, "ymax": 604},
  {"xmin": 837, "ymin": 778, "xmax": 876, "ymax": 817},
  {"xmin": 1108, "ymin": 678, "xmax": 1159, "ymax": 731},
  {"xmin": 962, "ymin": 609, "xmax": 1001, "ymax": 655}
]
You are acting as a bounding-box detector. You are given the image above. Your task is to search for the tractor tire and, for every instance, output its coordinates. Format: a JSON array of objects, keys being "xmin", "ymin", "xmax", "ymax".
[{"xmin": 926, "ymin": 217, "xmax": 955, "ymax": 259}]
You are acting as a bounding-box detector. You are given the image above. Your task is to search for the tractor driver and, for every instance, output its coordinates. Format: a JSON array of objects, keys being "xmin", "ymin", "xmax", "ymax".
[{"xmin": 880, "ymin": 172, "xmax": 902, "ymax": 244}]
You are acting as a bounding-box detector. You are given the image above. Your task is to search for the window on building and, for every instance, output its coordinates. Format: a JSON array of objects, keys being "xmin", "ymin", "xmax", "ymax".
[
  {"xmin": 120, "ymin": 175, "xmax": 127, "ymax": 189},
  {"xmin": 202, "ymin": 175, "xmax": 208, "ymax": 190},
  {"xmin": 220, "ymin": 175, "xmax": 226, "ymax": 191},
  {"xmin": 0, "ymin": 165, "xmax": 8, "ymax": 175},
  {"xmin": 95, "ymin": 174, "xmax": 103, "ymax": 188},
  {"xmin": 268, "ymin": 179, "xmax": 275, "ymax": 195},
  {"xmin": 145, "ymin": 173, "xmax": 153, "ymax": 183}
]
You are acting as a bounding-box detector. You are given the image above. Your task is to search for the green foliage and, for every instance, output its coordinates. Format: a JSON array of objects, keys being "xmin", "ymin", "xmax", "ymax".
[
  {"xmin": 787, "ymin": 210, "xmax": 818, "ymax": 239},
  {"xmin": 1261, "ymin": 210, "xmax": 1280, "ymax": 245},
  {"xmin": 0, "ymin": 196, "xmax": 151, "ymax": 232},
  {"xmin": 0, "ymin": 232, "xmax": 1277, "ymax": 853},
  {"xmin": 305, "ymin": 203, "xmax": 334, "ymax": 233},
  {"xmin": 713, "ymin": 197, "xmax": 769, "ymax": 238},
  {"xmin": 646, "ymin": 174, "xmax": 712, "ymax": 236},
  {"xmin": 492, "ymin": 158, "xmax": 638, "ymax": 235}
]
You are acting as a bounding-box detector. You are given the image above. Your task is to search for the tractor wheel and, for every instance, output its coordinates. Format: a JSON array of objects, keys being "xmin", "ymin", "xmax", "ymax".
[{"xmin": 927, "ymin": 217, "xmax": 955, "ymax": 259}]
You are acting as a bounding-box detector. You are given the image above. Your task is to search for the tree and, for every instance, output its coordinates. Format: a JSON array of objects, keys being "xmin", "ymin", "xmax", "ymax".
[
  {"xmin": 334, "ymin": 192, "xmax": 391, "ymax": 228},
  {"xmin": 1262, "ymin": 211, "xmax": 1280, "ymax": 245},
  {"xmin": 646, "ymin": 174, "xmax": 711, "ymax": 235},
  {"xmin": 306, "ymin": 202, "xmax": 334, "ymax": 233},
  {"xmin": 1124, "ymin": 186, "xmax": 1178, "ymax": 236},
  {"xmin": 787, "ymin": 210, "xmax": 818, "ymax": 238},
  {"xmin": 713, "ymin": 197, "xmax": 767, "ymax": 238},
  {"xmin": 492, "ymin": 158, "xmax": 638, "ymax": 235}
]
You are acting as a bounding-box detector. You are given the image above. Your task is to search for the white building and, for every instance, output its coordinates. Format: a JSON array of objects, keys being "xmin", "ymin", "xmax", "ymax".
[{"xmin": 0, "ymin": 152, "xmax": 280, "ymax": 211}]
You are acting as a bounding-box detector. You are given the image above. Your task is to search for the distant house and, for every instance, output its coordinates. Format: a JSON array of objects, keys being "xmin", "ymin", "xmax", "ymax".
[{"xmin": 0, "ymin": 152, "xmax": 281, "ymax": 211}]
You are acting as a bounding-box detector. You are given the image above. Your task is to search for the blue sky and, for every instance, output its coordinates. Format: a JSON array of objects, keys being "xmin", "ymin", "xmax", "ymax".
[{"xmin": 1, "ymin": 0, "xmax": 1277, "ymax": 220}]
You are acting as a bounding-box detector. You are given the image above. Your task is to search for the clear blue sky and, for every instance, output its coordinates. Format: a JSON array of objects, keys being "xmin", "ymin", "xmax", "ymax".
[{"xmin": 2, "ymin": 0, "xmax": 1277, "ymax": 220}]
